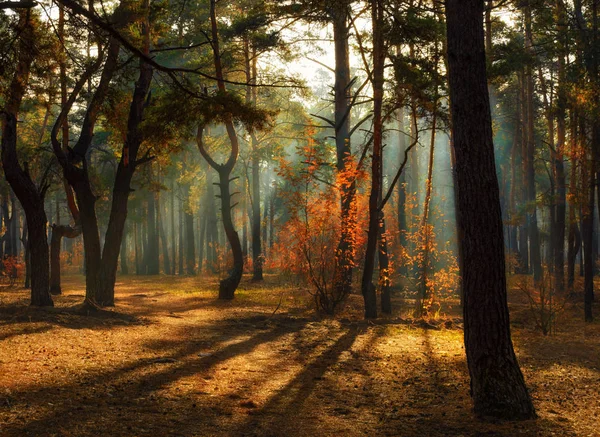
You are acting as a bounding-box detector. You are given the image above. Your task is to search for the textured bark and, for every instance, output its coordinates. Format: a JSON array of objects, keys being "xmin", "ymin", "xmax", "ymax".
[{"xmin": 446, "ymin": 0, "xmax": 536, "ymax": 419}]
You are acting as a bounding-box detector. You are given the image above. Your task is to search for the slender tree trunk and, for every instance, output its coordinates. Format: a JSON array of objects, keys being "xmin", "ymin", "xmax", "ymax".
[
  {"xmin": 178, "ymin": 193, "xmax": 184, "ymax": 275},
  {"xmin": 196, "ymin": 0, "xmax": 244, "ymax": 299},
  {"xmin": 332, "ymin": 1, "xmax": 356, "ymax": 298},
  {"xmin": 158, "ymin": 190, "xmax": 171, "ymax": 275},
  {"xmin": 446, "ymin": 0, "xmax": 536, "ymax": 419},
  {"xmin": 416, "ymin": 111, "xmax": 437, "ymax": 317},
  {"xmin": 184, "ymin": 184, "xmax": 196, "ymax": 275},
  {"xmin": 146, "ymin": 181, "xmax": 159, "ymax": 275},
  {"xmin": 554, "ymin": 0, "xmax": 567, "ymax": 293},
  {"xmin": 568, "ymin": 111, "xmax": 581, "ymax": 289},
  {"xmin": 397, "ymin": 107, "xmax": 408, "ymax": 269},
  {"xmin": 361, "ymin": 0, "xmax": 385, "ymax": 319},
  {"xmin": 170, "ymin": 179, "xmax": 176, "ymax": 275},
  {"xmin": 524, "ymin": 5, "xmax": 543, "ymax": 283}
]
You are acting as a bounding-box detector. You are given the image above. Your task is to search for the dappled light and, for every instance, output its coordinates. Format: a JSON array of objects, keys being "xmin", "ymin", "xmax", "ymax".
[{"xmin": 2, "ymin": 0, "xmax": 600, "ymax": 434}]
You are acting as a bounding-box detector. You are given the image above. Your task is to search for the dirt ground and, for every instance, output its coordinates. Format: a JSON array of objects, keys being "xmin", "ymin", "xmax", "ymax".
[{"xmin": 0, "ymin": 274, "xmax": 599, "ymax": 437}]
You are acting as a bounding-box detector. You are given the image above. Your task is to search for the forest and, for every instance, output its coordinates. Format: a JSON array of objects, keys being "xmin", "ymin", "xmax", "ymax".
[{"xmin": 0, "ymin": 0, "xmax": 599, "ymax": 435}]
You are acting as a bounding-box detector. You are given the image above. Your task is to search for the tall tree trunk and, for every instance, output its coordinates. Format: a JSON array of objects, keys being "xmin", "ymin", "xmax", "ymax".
[
  {"xmin": 184, "ymin": 184, "xmax": 196, "ymax": 275},
  {"xmin": 553, "ymin": 0, "xmax": 567, "ymax": 293},
  {"xmin": 446, "ymin": 0, "xmax": 536, "ymax": 419},
  {"xmin": 1, "ymin": 11, "xmax": 52, "ymax": 307},
  {"xmin": 332, "ymin": 1, "xmax": 356, "ymax": 299},
  {"xmin": 120, "ymin": 222, "xmax": 129, "ymax": 275},
  {"xmin": 416, "ymin": 111, "xmax": 437, "ymax": 317},
  {"xmin": 178, "ymin": 193, "xmax": 184, "ymax": 275},
  {"xmin": 146, "ymin": 181, "xmax": 159, "ymax": 275},
  {"xmin": 524, "ymin": 5, "xmax": 543, "ymax": 283},
  {"xmin": 197, "ymin": 0, "xmax": 244, "ymax": 299},
  {"xmin": 361, "ymin": 0, "xmax": 385, "ymax": 319},
  {"xmin": 170, "ymin": 179, "xmax": 176, "ymax": 275},
  {"xmin": 251, "ymin": 133, "xmax": 263, "ymax": 281},
  {"xmin": 567, "ymin": 111, "xmax": 581, "ymax": 289},
  {"xmin": 397, "ymin": 107, "xmax": 408, "ymax": 272},
  {"xmin": 518, "ymin": 72, "xmax": 530, "ymax": 274},
  {"xmin": 158, "ymin": 190, "xmax": 171, "ymax": 275}
]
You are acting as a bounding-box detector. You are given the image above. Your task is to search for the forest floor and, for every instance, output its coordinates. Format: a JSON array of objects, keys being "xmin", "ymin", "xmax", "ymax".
[{"xmin": 0, "ymin": 274, "xmax": 599, "ymax": 437}]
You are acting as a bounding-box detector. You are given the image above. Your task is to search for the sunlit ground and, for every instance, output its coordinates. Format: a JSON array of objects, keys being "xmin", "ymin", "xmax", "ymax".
[{"xmin": 0, "ymin": 274, "xmax": 598, "ymax": 436}]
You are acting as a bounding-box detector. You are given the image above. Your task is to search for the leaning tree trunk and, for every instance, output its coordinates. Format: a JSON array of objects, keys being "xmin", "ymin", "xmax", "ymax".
[{"xmin": 446, "ymin": 0, "xmax": 536, "ymax": 419}]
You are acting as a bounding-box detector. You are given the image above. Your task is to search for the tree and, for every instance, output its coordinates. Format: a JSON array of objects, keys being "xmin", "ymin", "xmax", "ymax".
[
  {"xmin": 196, "ymin": 0, "xmax": 245, "ymax": 299},
  {"xmin": 445, "ymin": 0, "xmax": 536, "ymax": 419},
  {"xmin": 1, "ymin": 10, "xmax": 53, "ymax": 307},
  {"xmin": 52, "ymin": 0, "xmax": 153, "ymax": 307}
]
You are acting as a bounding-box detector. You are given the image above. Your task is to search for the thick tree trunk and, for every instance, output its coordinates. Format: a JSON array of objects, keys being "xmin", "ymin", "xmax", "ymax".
[
  {"xmin": 1, "ymin": 11, "xmax": 52, "ymax": 307},
  {"xmin": 446, "ymin": 0, "xmax": 536, "ymax": 419},
  {"xmin": 120, "ymin": 222, "xmax": 129, "ymax": 275}
]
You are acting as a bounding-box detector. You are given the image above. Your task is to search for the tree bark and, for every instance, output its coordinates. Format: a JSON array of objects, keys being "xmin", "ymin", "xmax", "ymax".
[
  {"xmin": 332, "ymin": 1, "xmax": 356, "ymax": 299},
  {"xmin": 1, "ymin": 11, "xmax": 52, "ymax": 307},
  {"xmin": 446, "ymin": 0, "xmax": 536, "ymax": 419}
]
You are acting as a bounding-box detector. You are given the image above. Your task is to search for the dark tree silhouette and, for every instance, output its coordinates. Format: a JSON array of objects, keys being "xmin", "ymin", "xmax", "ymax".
[{"xmin": 445, "ymin": 0, "xmax": 536, "ymax": 419}]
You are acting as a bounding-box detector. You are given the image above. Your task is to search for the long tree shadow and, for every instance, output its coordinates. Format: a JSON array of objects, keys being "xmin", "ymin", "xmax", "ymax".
[
  {"xmin": 1, "ymin": 316, "xmax": 311, "ymax": 436},
  {"xmin": 228, "ymin": 325, "xmax": 362, "ymax": 437},
  {"xmin": 371, "ymin": 328, "xmax": 576, "ymax": 437}
]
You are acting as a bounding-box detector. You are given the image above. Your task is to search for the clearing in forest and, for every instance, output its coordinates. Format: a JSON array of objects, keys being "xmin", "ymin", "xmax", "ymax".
[{"xmin": 0, "ymin": 275, "xmax": 599, "ymax": 437}]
